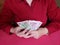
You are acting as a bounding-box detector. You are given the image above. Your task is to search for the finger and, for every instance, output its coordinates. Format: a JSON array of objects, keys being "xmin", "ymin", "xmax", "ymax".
[
  {"xmin": 16, "ymin": 32, "xmax": 30, "ymax": 38},
  {"xmin": 19, "ymin": 29, "xmax": 25, "ymax": 32},
  {"xmin": 22, "ymin": 29, "xmax": 28, "ymax": 34},
  {"xmin": 23, "ymin": 34, "xmax": 33, "ymax": 38},
  {"xmin": 25, "ymin": 30, "xmax": 32, "ymax": 36},
  {"xmin": 22, "ymin": 28, "xmax": 30, "ymax": 34},
  {"xmin": 16, "ymin": 29, "xmax": 28, "ymax": 37},
  {"xmin": 16, "ymin": 32, "xmax": 24, "ymax": 37},
  {"xmin": 33, "ymin": 35, "xmax": 41, "ymax": 39},
  {"xmin": 15, "ymin": 27, "xmax": 22, "ymax": 33},
  {"xmin": 16, "ymin": 32, "xmax": 33, "ymax": 38},
  {"xmin": 15, "ymin": 27, "xmax": 25, "ymax": 33}
]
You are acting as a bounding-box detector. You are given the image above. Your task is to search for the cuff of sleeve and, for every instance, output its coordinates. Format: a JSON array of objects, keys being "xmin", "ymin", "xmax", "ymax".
[
  {"xmin": 46, "ymin": 26, "xmax": 57, "ymax": 34},
  {"xmin": 3, "ymin": 25, "xmax": 12, "ymax": 34}
]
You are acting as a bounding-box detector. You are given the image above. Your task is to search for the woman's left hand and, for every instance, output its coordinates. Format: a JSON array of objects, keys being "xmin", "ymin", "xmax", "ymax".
[
  {"xmin": 29, "ymin": 28, "xmax": 48, "ymax": 39},
  {"xmin": 16, "ymin": 28, "xmax": 48, "ymax": 39}
]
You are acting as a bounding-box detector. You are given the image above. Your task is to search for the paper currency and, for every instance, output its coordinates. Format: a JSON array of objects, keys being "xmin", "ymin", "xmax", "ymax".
[{"xmin": 17, "ymin": 20, "xmax": 42, "ymax": 30}]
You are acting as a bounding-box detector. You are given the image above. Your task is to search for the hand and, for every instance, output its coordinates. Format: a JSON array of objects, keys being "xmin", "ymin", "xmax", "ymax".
[
  {"xmin": 10, "ymin": 27, "xmax": 32, "ymax": 38},
  {"xmin": 29, "ymin": 28, "xmax": 48, "ymax": 39},
  {"xmin": 16, "ymin": 28, "xmax": 32, "ymax": 38},
  {"xmin": 10, "ymin": 26, "xmax": 24, "ymax": 34},
  {"xmin": 16, "ymin": 27, "xmax": 48, "ymax": 39}
]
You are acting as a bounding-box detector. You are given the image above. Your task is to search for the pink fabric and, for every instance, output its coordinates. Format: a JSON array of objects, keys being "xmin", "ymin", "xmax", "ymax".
[{"xmin": 0, "ymin": 30, "xmax": 60, "ymax": 45}]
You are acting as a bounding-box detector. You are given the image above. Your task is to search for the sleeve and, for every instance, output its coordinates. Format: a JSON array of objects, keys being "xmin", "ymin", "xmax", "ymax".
[
  {"xmin": 45, "ymin": 0, "xmax": 60, "ymax": 34},
  {"xmin": 0, "ymin": 0, "xmax": 14, "ymax": 34}
]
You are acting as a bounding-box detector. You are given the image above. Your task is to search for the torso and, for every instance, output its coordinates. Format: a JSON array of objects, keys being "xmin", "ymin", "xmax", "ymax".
[{"xmin": 7, "ymin": 0, "xmax": 48, "ymax": 26}]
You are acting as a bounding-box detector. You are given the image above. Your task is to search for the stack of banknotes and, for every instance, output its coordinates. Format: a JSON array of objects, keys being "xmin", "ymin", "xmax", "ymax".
[{"xmin": 17, "ymin": 20, "xmax": 42, "ymax": 30}]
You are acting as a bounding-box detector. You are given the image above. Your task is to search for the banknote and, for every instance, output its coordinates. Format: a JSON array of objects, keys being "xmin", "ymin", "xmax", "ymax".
[{"xmin": 17, "ymin": 20, "xmax": 42, "ymax": 30}]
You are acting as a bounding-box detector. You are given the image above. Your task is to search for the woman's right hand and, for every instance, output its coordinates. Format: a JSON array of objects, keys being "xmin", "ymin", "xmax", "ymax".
[
  {"xmin": 10, "ymin": 27, "xmax": 32, "ymax": 38},
  {"xmin": 10, "ymin": 27, "xmax": 23, "ymax": 34}
]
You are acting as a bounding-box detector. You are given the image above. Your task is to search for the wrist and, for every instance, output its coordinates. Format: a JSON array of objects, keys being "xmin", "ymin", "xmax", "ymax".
[
  {"xmin": 43, "ymin": 28, "xmax": 48, "ymax": 35},
  {"xmin": 38, "ymin": 28, "xmax": 48, "ymax": 36},
  {"xmin": 10, "ymin": 27, "xmax": 15, "ymax": 33}
]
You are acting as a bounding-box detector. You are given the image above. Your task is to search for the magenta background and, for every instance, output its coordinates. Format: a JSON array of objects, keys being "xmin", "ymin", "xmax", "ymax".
[{"xmin": 0, "ymin": 30, "xmax": 60, "ymax": 45}]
